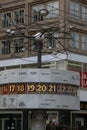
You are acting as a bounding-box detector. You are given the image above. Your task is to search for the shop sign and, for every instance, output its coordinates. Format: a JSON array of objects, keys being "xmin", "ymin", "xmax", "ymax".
[{"xmin": 80, "ymin": 72, "xmax": 87, "ymax": 88}]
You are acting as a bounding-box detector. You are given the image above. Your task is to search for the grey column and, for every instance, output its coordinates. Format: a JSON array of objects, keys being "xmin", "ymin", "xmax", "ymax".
[{"xmin": 31, "ymin": 110, "xmax": 46, "ymax": 130}]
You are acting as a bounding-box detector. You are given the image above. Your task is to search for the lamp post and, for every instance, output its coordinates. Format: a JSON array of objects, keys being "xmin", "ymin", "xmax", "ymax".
[
  {"xmin": 33, "ymin": 32, "xmax": 44, "ymax": 68},
  {"xmin": 33, "ymin": 9, "xmax": 49, "ymax": 68}
]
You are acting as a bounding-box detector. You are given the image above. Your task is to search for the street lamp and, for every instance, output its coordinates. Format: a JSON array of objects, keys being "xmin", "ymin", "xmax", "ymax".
[
  {"xmin": 33, "ymin": 32, "xmax": 44, "ymax": 68},
  {"xmin": 39, "ymin": 9, "xmax": 49, "ymax": 17},
  {"xmin": 6, "ymin": 29, "xmax": 15, "ymax": 35},
  {"xmin": 33, "ymin": 9, "xmax": 49, "ymax": 68}
]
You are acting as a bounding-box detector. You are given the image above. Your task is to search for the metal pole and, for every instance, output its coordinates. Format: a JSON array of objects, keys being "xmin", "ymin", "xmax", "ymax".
[{"xmin": 37, "ymin": 42, "xmax": 42, "ymax": 68}]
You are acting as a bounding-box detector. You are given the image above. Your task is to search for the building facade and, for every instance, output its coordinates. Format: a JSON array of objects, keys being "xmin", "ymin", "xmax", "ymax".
[{"xmin": 0, "ymin": 0, "xmax": 87, "ymax": 130}]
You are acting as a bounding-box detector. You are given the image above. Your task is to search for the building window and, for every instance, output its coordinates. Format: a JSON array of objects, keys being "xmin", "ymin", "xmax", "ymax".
[
  {"xmin": 1, "ymin": 13, "xmax": 11, "ymax": 28},
  {"xmin": 70, "ymin": 1, "xmax": 80, "ymax": 18},
  {"xmin": 32, "ymin": 1, "xmax": 59, "ymax": 22},
  {"xmin": 70, "ymin": 32, "xmax": 79, "ymax": 49},
  {"xmin": 82, "ymin": 6, "xmax": 87, "ymax": 21},
  {"xmin": 47, "ymin": 33, "xmax": 58, "ymax": 48},
  {"xmin": 14, "ymin": 9, "xmax": 24, "ymax": 25},
  {"xmin": 1, "ymin": 40, "xmax": 11, "ymax": 55},
  {"xmin": 47, "ymin": 1, "xmax": 59, "ymax": 18},
  {"xmin": 31, "ymin": 39, "xmax": 38, "ymax": 51},
  {"xmin": 31, "ymin": 33, "xmax": 58, "ymax": 51},
  {"xmin": 81, "ymin": 34, "xmax": 87, "ymax": 50},
  {"xmin": 68, "ymin": 61, "xmax": 82, "ymax": 72},
  {"xmin": 14, "ymin": 38, "xmax": 24, "ymax": 53},
  {"xmin": 70, "ymin": 1, "xmax": 87, "ymax": 21},
  {"xmin": 32, "ymin": 5, "xmax": 44, "ymax": 22}
]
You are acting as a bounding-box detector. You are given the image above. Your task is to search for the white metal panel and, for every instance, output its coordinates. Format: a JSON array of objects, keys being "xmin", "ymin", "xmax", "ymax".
[
  {"xmin": 0, "ymin": 69, "xmax": 80, "ymax": 85},
  {"xmin": 0, "ymin": 94, "xmax": 80, "ymax": 110},
  {"xmin": 0, "ymin": 53, "xmax": 87, "ymax": 68},
  {"xmin": 80, "ymin": 90, "xmax": 87, "ymax": 102}
]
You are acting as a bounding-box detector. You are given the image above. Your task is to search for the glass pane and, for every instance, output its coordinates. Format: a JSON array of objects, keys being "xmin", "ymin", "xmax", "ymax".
[
  {"xmin": 32, "ymin": 39, "xmax": 37, "ymax": 50},
  {"xmin": 75, "ymin": 3, "xmax": 80, "ymax": 17},
  {"xmin": 14, "ymin": 11, "xmax": 19, "ymax": 24},
  {"xmin": 1, "ymin": 14, "xmax": 6, "ymax": 27},
  {"xmin": 1, "ymin": 13, "xmax": 11, "ymax": 27},
  {"xmin": 20, "ymin": 10, "xmax": 24, "ymax": 23},
  {"xmin": 47, "ymin": 1, "xmax": 59, "ymax": 18},
  {"xmin": 0, "ymin": 119, "xmax": 2, "ymax": 130},
  {"xmin": 70, "ymin": 1, "xmax": 75, "ymax": 15},
  {"xmin": 4, "ymin": 119, "xmax": 15, "ymax": 130},
  {"xmin": 17, "ymin": 119, "xmax": 21, "ymax": 130},
  {"xmin": 75, "ymin": 33, "xmax": 79, "ymax": 40},
  {"xmin": 53, "ymin": 1, "xmax": 59, "ymax": 16},
  {"xmin": 70, "ymin": 32, "xmax": 79, "ymax": 48},
  {"xmin": 1, "ymin": 43, "xmax": 10, "ymax": 55},
  {"xmin": 47, "ymin": 3, "xmax": 53, "ymax": 18},
  {"xmin": 32, "ymin": 9, "xmax": 38, "ymax": 22},
  {"xmin": 32, "ymin": 5, "xmax": 44, "ymax": 22},
  {"xmin": 82, "ymin": 7, "xmax": 87, "ymax": 21},
  {"xmin": 74, "ymin": 33, "xmax": 79, "ymax": 48},
  {"xmin": 14, "ymin": 38, "xmax": 24, "ymax": 53},
  {"xmin": 81, "ymin": 34, "xmax": 87, "ymax": 50},
  {"xmin": 47, "ymin": 33, "xmax": 53, "ymax": 47},
  {"xmin": 7, "ymin": 13, "xmax": 11, "ymax": 27},
  {"xmin": 75, "ymin": 3, "xmax": 79, "ymax": 11},
  {"xmin": 70, "ymin": 1, "xmax": 80, "ymax": 17},
  {"xmin": 14, "ymin": 10, "xmax": 24, "ymax": 24},
  {"xmin": 70, "ymin": 1, "xmax": 75, "ymax": 10},
  {"xmin": 82, "ymin": 35, "xmax": 86, "ymax": 42},
  {"xmin": 75, "ymin": 41, "xmax": 79, "ymax": 48},
  {"xmin": 53, "ymin": 33, "xmax": 58, "ymax": 47}
]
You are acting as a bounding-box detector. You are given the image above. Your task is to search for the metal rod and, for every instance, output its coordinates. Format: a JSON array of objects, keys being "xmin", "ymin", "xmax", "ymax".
[{"xmin": 37, "ymin": 42, "xmax": 42, "ymax": 68}]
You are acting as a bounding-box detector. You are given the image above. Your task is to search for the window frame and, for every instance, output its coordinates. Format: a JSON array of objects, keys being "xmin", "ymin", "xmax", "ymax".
[
  {"xmin": 70, "ymin": 1, "xmax": 87, "ymax": 21},
  {"xmin": 81, "ymin": 34, "xmax": 87, "ymax": 50},
  {"xmin": 70, "ymin": 1, "xmax": 80, "ymax": 18},
  {"xmin": 14, "ymin": 9, "xmax": 24, "ymax": 25},
  {"xmin": 70, "ymin": 32, "xmax": 79, "ymax": 49},
  {"xmin": 32, "ymin": 0, "xmax": 59, "ymax": 22},
  {"xmin": 1, "ymin": 40, "xmax": 11, "ymax": 55},
  {"xmin": 46, "ymin": 32, "xmax": 58, "ymax": 48},
  {"xmin": 14, "ymin": 38, "xmax": 24, "ymax": 53},
  {"xmin": 1, "ymin": 12, "xmax": 12, "ymax": 28}
]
